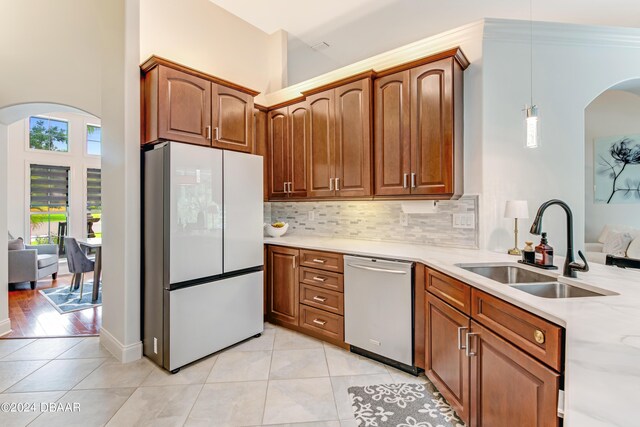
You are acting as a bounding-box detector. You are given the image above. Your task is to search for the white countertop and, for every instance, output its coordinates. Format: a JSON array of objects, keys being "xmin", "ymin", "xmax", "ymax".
[{"xmin": 264, "ymin": 235, "xmax": 640, "ymax": 427}]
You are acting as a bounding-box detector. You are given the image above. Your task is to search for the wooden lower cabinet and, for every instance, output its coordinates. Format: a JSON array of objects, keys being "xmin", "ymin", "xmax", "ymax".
[
  {"xmin": 469, "ymin": 321, "xmax": 560, "ymax": 427},
  {"xmin": 267, "ymin": 246, "xmax": 299, "ymax": 325},
  {"xmin": 425, "ymin": 292, "xmax": 470, "ymax": 425},
  {"xmin": 425, "ymin": 269, "xmax": 561, "ymax": 427}
]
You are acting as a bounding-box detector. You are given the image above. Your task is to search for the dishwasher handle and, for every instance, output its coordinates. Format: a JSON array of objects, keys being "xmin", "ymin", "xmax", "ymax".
[{"xmin": 347, "ymin": 263, "xmax": 408, "ymax": 275}]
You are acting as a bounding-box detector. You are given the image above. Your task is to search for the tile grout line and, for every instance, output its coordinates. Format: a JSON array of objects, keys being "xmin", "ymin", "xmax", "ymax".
[
  {"xmin": 181, "ymin": 382, "xmax": 205, "ymax": 426},
  {"xmin": 259, "ymin": 339, "xmax": 276, "ymax": 425},
  {"xmin": 324, "ymin": 338, "xmax": 342, "ymax": 424}
]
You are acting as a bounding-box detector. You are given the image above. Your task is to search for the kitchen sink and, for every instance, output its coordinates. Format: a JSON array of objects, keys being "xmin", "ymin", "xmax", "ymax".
[
  {"xmin": 456, "ymin": 262, "xmax": 617, "ymax": 298},
  {"xmin": 456, "ymin": 263, "xmax": 556, "ymax": 284},
  {"xmin": 511, "ymin": 282, "xmax": 609, "ymax": 298}
]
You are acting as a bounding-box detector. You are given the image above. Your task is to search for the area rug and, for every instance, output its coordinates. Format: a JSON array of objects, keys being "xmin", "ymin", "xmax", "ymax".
[
  {"xmin": 348, "ymin": 382, "xmax": 465, "ymax": 427},
  {"xmin": 39, "ymin": 282, "xmax": 102, "ymax": 314}
]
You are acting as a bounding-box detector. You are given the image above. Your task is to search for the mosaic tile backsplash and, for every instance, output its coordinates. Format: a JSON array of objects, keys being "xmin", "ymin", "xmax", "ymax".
[{"xmin": 264, "ymin": 196, "xmax": 479, "ymax": 249}]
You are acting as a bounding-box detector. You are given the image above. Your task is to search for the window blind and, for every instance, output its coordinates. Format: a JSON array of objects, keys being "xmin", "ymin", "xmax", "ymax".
[
  {"xmin": 30, "ymin": 164, "xmax": 70, "ymax": 210},
  {"xmin": 87, "ymin": 168, "xmax": 101, "ymax": 210}
]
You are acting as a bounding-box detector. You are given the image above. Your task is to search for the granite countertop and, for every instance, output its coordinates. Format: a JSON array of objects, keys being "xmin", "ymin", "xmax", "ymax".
[{"xmin": 264, "ymin": 235, "xmax": 640, "ymax": 427}]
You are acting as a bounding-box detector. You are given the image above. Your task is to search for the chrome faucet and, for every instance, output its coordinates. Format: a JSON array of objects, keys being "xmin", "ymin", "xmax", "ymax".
[{"xmin": 529, "ymin": 199, "xmax": 589, "ymax": 278}]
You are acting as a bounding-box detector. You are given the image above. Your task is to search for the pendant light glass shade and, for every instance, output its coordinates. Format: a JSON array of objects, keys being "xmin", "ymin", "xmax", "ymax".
[{"xmin": 525, "ymin": 105, "xmax": 540, "ymax": 149}]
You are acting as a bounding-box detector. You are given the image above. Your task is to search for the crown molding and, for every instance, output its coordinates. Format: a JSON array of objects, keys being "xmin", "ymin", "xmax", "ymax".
[
  {"xmin": 264, "ymin": 20, "xmax": 483, "ymax": 107},
  {"xmin": 483, "ymin": 18, "xmax": 640, "ymax": 49}
]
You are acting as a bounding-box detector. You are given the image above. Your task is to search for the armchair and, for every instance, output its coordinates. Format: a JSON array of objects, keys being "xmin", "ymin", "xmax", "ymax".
[{"xmin": 8, "ymin": 241, "xmax": 59, "ymax": 289}]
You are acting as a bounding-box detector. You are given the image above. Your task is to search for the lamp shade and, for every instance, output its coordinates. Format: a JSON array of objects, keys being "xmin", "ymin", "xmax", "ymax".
[{"xmin": 504, "ymin": 200, "xmax": 529, "ymax": 219}]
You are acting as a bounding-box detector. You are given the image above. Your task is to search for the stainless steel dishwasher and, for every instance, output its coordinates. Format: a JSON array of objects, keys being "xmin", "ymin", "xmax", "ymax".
[{"xmin": 344, "ymin": 255, "xmax": 416, "ymax": 374}]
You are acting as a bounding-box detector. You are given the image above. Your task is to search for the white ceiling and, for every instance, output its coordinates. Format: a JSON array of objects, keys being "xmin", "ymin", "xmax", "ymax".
[
  {"xmin": 210, "ymin": 0, "xmax": 640, "ymax": 84},
  {"xmin": 210, "ymin": 0, "xmax": 640, "ymax": 38}
]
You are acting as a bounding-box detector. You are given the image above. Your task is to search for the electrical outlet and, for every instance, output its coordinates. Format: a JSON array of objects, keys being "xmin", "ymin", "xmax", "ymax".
[
  {"xmin": 308, "ymin": 211, "xmax": 315, "ymax": 221},
  {"xmin": 453, "ymin": 213, "xmax": 475, "ymax": 229},
  {"xmin": 400, "ymin": 212, "xmax": 409, "ymax": 226},
  {"xmin": 153, "ymin": 337, "xmax": 158, "ymax": 354}
]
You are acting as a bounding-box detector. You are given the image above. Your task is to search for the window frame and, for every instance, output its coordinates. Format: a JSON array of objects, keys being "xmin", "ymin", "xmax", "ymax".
[
  {"xmin": 26, "ymin": 115, "xmax": 71, "ymax": 155},
  {"xmin": 84, "ymin": 167, "xmax": 102, "ymax": 239},
  {"xmin": 85, "ymin": 122, "xmax": 102, "ymax": 157},
  {"xmin": 25, "ymin": 160, "xmax": 74, "ymax": 246}
]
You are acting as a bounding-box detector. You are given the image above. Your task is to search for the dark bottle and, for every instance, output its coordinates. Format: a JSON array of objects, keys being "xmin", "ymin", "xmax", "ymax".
[
  {"xmin": 534, "ymin": 232, "xmax": 554, "ymax": 267},
  {"xmin": 523, "ymin": 241, "xmax": 536, "ymax": 264}
]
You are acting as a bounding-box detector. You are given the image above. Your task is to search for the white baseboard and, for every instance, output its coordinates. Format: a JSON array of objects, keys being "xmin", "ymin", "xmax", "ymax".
[
  {"xmin": 0, "ymin": 318, "xmax": 11, "ymax": 337},
  {"xmin": 100, "ymin": 327, "xmax": 142, "ymax": 363}
]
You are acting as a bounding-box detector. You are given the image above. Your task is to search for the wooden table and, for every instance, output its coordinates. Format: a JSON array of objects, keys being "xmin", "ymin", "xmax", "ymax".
[{"xmin": 77, "ymin": 238, "xmax": 102, "ymax": 302}]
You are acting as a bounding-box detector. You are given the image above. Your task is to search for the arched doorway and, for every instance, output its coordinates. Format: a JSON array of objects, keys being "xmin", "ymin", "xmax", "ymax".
[
  {"xmin": 1, "ymin": 102, "xmax": 103, "ymax": 337},
  {"xmin": 583, "ymin": 79, "xmax": 640, "ymax": 266}
]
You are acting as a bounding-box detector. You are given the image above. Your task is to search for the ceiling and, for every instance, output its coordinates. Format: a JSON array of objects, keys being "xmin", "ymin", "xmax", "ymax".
[{"xmin": 210, "ymin": 0, "xmax": 640, "ymax": 84}]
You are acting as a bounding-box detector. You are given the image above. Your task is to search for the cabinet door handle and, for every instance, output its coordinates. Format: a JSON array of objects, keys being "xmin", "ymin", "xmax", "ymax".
[
  {"xmin": 313, "ymin": 319, "xmax": 326, "ymax": 326},
  {"xmin": 206, "ymin": 126, "xmax": 212, "ymax": 140},
  {"xmin": 288, "ymin": 182, "xmax": 293, "ymax": 193},
  {"xmin": 312, "ymin": 296, "xmax": 327, "ymax": 303},
  {"xmin": 457, "ymin": 326, "xmax": 468, "ymax": 350},
  {"xmin": 403, "ymin": 173, "xmax": 408, "ymax": 189},
  {"xmin": 292, "ymin": 256, "xmax": 296, "ymax": 270},
  {"xmin": 411, "ymin": 172, "xmax": 416, "ymax": 188},
  {"xmin": 283, "ymin": 182, "xmax": 288, "ymax": 193},
  {"xmin": 329, "ymin": 178, "xmax": 334, "ymax": 191},
  {"xmin": 312, "ymin": 276, "xmax": 326, "ymax": 282},
  {"xmin": 465, "ymin": 332, "xmax": 478, "ymax": 357},
  {"xmin": 312, "ymin": 258, "xmax": 326, "ymax": 264},
  {"xmin": 214, "ymin": 127, "xmax": 220, "ymax": 141},
  {"xmin": 335, "ymin": 177, "xmax": 340, "ymax": 191}
]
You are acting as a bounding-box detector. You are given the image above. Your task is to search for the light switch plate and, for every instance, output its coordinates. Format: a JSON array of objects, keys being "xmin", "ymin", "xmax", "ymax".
[{"xmin": 453, "ymin": 213, "xmax": 475, "ymax": 229}]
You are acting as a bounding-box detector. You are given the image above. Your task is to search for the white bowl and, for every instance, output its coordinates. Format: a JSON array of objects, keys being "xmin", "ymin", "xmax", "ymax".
[{"xmin": 265, "ymin": 223, "xmax": 289, "ymax": 237}]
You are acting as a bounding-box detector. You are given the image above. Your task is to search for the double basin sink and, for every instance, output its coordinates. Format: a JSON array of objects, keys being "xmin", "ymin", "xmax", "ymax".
[{"xmin": 455, "ymin": 263, "xmax": 614, "ymax": 299}]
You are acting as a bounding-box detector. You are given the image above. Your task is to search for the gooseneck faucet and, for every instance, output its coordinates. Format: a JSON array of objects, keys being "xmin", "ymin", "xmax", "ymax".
[{"xmin": 529, "ymin": 199, "xmax": 589, "ymax": 278}]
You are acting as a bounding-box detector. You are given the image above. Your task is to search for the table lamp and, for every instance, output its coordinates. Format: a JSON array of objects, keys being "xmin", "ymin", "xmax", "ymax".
[{"xmin": 504, "ymin": 200, "xmax": 529, "ymax": 255}]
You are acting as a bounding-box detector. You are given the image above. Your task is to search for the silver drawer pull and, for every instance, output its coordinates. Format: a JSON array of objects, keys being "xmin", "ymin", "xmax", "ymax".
[
  {"xmin": 457, "ymin": 326, "xmax": 468, "ymax": 350},
  {"xmin": 347, "ymin": 263, "xmax": 407, "ymax": 275},
  {"xmin": 313, "ymin": 319, "xmax": 326, "ymax": 326},
  {"xmin": 312, "ymin": 296, "xmax": 327, "ymax": 302},
  {"xmin": 465, "ymin": 332, "xmax": 478, "ymax": 357},
  {"xmin": 312, "ymin": 276, "xmax": 326, "ymax": 282},
  {"xmin": 312, "ymin": 258, "xmax": 326, "ymax": 264}
]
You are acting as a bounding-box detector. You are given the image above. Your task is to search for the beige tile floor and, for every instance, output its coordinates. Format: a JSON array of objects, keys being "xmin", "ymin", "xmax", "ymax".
[{"xmin": 0, "ymin": 323, "xmax": 429, "ymax": 426}]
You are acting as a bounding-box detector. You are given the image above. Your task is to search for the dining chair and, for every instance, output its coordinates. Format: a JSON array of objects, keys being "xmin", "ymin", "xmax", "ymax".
[{"xmin": 64, "ymin": 237, "xmax": 95, "ymax": 300}]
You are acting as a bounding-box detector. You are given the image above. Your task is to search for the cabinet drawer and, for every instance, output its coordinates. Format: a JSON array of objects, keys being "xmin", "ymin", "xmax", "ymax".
[
  {"xmin": 299, "ymin": 305, "xmax": 344, "ymax": 342},
  {"xmin": 471, "ymin": 289, "xmax": 563, "ymax": 371},
  {"xmin": 426, "ymin": 269, "xmax": 471, "ymax": 315},
  {"xmin": 299, "ymin": 267, "xmax": 344, "ymax": 292},
  {"xmin": 300, "ymin": 249, "xmax": 344, "ymax": 272},
  {"xmin": 300, "ymin": 283, "xmax": 344, "ymax": 315}
]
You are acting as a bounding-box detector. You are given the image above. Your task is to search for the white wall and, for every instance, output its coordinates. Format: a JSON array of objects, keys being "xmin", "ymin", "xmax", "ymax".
[
  {"xmin": 7, "ymin": 112, "xmax": 101, "ymax": 243},
  {"xmin": 140, "ymin": 0, "xmax": 286, "ymax": 101},
  {"xmin": 585, "ymin": 89, "xmax": 640, "ymax": 242},
  {"xmin": 0, "ymin": 124, "xmax": 9, "ymax": 335},
  {"xmin": 0, "ymin": 1, "xmax": 102, "ymax": 117},
  {"xmin": 481, "ymin": 20, "xmax": 640, "ymax": 254}
]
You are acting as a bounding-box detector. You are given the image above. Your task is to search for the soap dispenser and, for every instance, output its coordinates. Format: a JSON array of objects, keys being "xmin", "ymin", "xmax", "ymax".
[{"xmin": 534, "ymin": 232, "xmax": 554, "ymax": 267}]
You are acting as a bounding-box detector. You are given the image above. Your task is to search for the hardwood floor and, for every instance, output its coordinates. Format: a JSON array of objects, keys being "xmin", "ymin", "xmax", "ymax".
[{"xmin": 4, "ymin": 273, "xmax": 101, "ymax": 338}]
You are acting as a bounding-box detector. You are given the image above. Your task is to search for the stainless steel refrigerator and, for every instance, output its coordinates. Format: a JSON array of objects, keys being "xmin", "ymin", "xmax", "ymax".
[{"xmin": 143, "ymin": 142, "xmax": 263, "ymax": 372}]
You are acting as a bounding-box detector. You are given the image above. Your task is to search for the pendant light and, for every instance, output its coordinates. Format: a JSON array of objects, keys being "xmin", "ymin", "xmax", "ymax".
[{"xmin": 524, "ymin": 0, "xmax": 540, "ymax": 149}]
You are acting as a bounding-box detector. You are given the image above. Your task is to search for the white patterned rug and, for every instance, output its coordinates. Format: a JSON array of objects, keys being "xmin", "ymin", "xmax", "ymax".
[
  {"xmin": 348, "ymin": 382, "xmax": 465, "ymax": 427},
  {"xmin": 39, "ymin": 281, "xmax": 102, "ymax": 313}
]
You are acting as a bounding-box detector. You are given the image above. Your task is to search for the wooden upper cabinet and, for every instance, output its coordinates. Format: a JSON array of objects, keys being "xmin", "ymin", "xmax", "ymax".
[
  {"xmin": 141, "ymin": 56, "xmax": 259, "ymax": 150},
  {"xmin": 374, "ymin": 49, "xmax": 466, "ymax": 199},
  {"xmin": 267, "ymin": 246, "xmax": 300, "ymax": 326},
  {"xmin": 154, "ymin": 65, "xmax": 212, "ymax": 146},
  {"xmin": 374, "ymin": 71, "xmax": 411, "ymax": 196},
  {"xmin": 307, "ymin": 91, "xmax": 336, "ymax": 198},
  {"xmin": 288, "ymin": 101, "xmax": 310, "ymax": 198},
  {"xmin": 334, "ymin": 79, "xmax": 372, "ymax": 197},
  {"xmin": 410, "ymin": 59, "xmax": 453, "ymax": 195},
  {"xmin": 268, "ymin": 107, "xmax": 289, "ymax": 200},
  {"xmin": 469, "ymin": 321, "xmax": 560, "ymax": 427},
  {"xmin": 212, "ymin": 84, "xmax": 254, "ymax": 153},
  {"xmin": 253, "ymin": 108, "xmax": 268, "ymax": 201}
]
